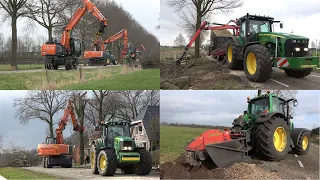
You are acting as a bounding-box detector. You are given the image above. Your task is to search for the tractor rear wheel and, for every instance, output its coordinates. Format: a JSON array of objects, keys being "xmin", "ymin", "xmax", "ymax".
[
  {"xmin": 97, "ymin": 149, "xmax": 117, "ymax": 176},
  {"xmin": 255, "ymin": 117, "xmax": 289, "ymax": 161},
  {"xmin": 284, "ymin": 68, "xmax": 313, "ymax": 78},
  {"xmin": 135, "ymin": 149, "xmax": 152, "ymax": 175},
  {"xmin": 225, "ymin": 40, "xmax": 243, "ymax": 70},
  {"xmin": 292, "ymin": 131, "xmax": 310, "ymax": 155},
  {"xmin": 90, "ymin": 145, "xmax": 99, "ymax": 174},
  {"xmin": 244, "ymin": 44, "xmax": 272, "ymax": 82}
]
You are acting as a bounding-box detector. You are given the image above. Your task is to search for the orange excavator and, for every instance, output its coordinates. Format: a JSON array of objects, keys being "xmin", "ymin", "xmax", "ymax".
[
  {"xmin": 41, "ymin": 0, "xmax": 107, "ymax": 70},
  {"xmin": 84, "ymin": 29, "xmax": 128, "ymax": 66},
  {"xmin": 37, "ymin": 100, "xmax": 84, "ymax": 168}
]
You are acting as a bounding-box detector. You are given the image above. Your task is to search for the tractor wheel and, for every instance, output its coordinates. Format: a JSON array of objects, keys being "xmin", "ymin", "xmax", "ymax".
[
  {"xmin": 244, "ymin": 44, "xmax": 272, "ymax": 82},
  {"xmin": 255, "ymin": 117, "xmax": 290, "ymax": 161},
  {"xmin": 97, "ymin": 149, "xmax": 117, "ymax": 176},
  {"xmin": 53, "ymin": 63, "xmax": 59, "ymax": 70},
  {"xmin": 225, "ymin": 40, "xmax": 243, "ymax": 70},
  {"xmin": 44, "ymin": 157, "xmax": 53, "ymax": 168},
  {"xmin": 135, "ymin": 149, "xmax": 152, "ymax": 175},
  {"xmin": 65, "ymin": 59, "xmax": 72, "ymax": 70},
  {"xmin": 284, "ymin": 68, "xmax": 313, "ymax": 78},
  {"xmin": 90, "ymin": 145, "xmax": 99, "ymax": 174},
  {"xmin": 292, "ymin": 131, "xmax": 310, "ymax": 155},
  {"xmin": 121, "ymin": 165, "xmax": 134, "ymax": 174}
]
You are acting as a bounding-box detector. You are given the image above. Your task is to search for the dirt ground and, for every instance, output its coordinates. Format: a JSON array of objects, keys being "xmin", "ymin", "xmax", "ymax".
[
  {"xmin": 160, "ymin": 50, "xmax": 252, "ymax": 90},
  {"xmin": 160, "ymin": 154, "xmax": 280, "ymax": 179}
]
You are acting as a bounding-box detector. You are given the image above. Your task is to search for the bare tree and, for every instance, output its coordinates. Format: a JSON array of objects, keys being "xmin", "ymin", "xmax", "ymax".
[
  {"xmin": 168, "ymin": 0, "xmax": 243, "ymax": 58},
  {"xmin": 0, "ymin": 0, "xmax": 28, "ymax": 69},
  {"xmin": 0, "ymin": 33, "xmax": 4, "ymax": 53},
  {"xmin": 0, "ymin": 134, "xmax": 3, "ymax": 149},
  {"xmin": 261, "ymin": 90, "xmax": 298, "ymax": 115},
  {"xmin": 71, "ymin": 91, "xmax": 88, "ymax": 165},
  {"xmin": 311, "ymin": 41, "xmax": 316, "ymax": 48},
  {"xmin": 174, "ymin": 33, "xmax": 186, "ymax": 47},
  {"xmin": 14, "ymin": 90, "xmax": 70, "ymax": 137}
]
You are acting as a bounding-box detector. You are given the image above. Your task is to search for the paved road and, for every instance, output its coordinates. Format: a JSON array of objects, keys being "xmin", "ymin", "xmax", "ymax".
[
  {"xmin": 254, "ymin": 143, "xmax": 319, "ymax": 179},
  {"xmin": 24, "ymin": 166, "xmax": 159, "ymax": 180},
  {"xmin": 0, "ymin": 65, "xmax": 119, "ymax": 74},
  {"xmin": 207, "ymin": 55, "xmax": 320, "ymax": 89}
]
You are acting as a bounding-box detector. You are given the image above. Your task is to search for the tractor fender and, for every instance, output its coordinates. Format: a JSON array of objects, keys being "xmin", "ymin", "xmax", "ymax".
[
  {"xmin": 291, "ymin": 128, "xmax": 310, "ymax": 146},
  {"xmin": 232, "ymin": 115, "xmax": 246, "ymax": 127},
  {"xmin": 255, "ymin": 112, "xmax": 286, "ymax": 124},
  {"xmin": 242, "ymin": 41, "xmax": 261, "ymax": 59},
  {"xmin": 229, "ymin": 37, "xmax": 242, "ymax": 46}
]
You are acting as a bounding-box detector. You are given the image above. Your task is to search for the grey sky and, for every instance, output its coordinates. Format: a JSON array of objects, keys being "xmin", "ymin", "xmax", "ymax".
[
  {"xmin": 0, "ymin": 0, "xmax": 159, "ymax": 41},
  {"xmin": 160, "ymin": 90, "xmax": 320, "ymax": 129},
  {"xmin": 160, "ymin": 0, "xmax": 320, "ymax": 46}
]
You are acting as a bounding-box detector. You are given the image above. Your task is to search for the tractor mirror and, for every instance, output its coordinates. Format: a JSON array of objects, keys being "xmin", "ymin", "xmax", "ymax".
[
  {"xmin": 293, "ymin": 99, "xmax": 298, "ymax": 107},
  {"xmin": 243, "ymin": 110, "xmax": 248, "ymax": 115},
  {"xmin": 280, "ymin": 22, "xmax": 283, "ymax": 29}
]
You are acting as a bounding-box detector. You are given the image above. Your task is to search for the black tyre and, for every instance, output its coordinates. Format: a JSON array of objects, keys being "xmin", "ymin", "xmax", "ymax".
[
  {"xmin": 292, "ymin": 130, "xmax": 310, "ymax": 155},
  {"xmin": 225, "ymin": 40, "xmax": 243, "ymax": 70},
  {"xmin": 97, "ymin": 149, "xmax": 117, "ymax": 176},
  {"xmin": 284, "ymin": 68, "xmax": 313, "ymax": 78},
  {"xmin": 255, "ymin": 117, "xmax": 290, "ymax": 161},
  {"xmin": 42, "ymin": 157, "xmax": 46, "ymax": 168},
  {"xmin": 89, "ymin": 59, "xmax": 94, "ymax": 66},
  {"xmin": 65, "ymin": 59, "xmax": 72, "ymax": 70},
  {"xmin": 53, "ymin": 63, "xmax": 59, "ymax": 70},
  {"xmin": 64, "ymin": 164, "xmax": 72, "ymax": 168},
  {"xmin": 218, "ymin": 55, "xmax": 224, "ymax": 61},
  {"xmin": 135, "ymin": 149, "xmax": 152, "ymax": 175},
  {"xmin": 90, "ymin": 145, "xmax": 99, "ymax": 174},
  {"xmin": 121, "ymin": 165, "xmax": 134, "ymax": 174},
  {"xmin": 244, "ymin": 44, "xmax": 273, "ymax": 82}
]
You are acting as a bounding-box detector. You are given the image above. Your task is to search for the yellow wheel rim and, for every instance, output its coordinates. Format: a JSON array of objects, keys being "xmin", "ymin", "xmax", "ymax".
[
  {"xmin": 99, "ymin": 154, "xmax": 107, "ymax": 170},
  {"xmin": 302, "ymin": 136, "xmax": 308, "ymax": 150},
  {"xmin": 227, "ymin": 45, "xmax": 233, "ymax": 63},
  {"xmin": 246, "ymin": 52, "xmax": 257, "ymax": 75},
  {"xmin": 91, "ymin": 151, "xmax": 95, "ymax": 169},
  {"xmin": 273, "ymin": 127, "xmax": 287, "ymax": 152}
]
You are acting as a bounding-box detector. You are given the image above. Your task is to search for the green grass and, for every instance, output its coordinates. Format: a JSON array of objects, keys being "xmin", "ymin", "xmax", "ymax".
[
  {"xmin": 0, "ymin": 64, "xmax": 43, "ymax": 71},
  {"xmin": 0, "ymin": 167, "xmax": 56, "ymax": 179},
  {"xmin": 0, "ymin": 66, "xmax": 159, "ymax": 90},
  {"xmin": 63, "ymin": 68, "xmax": 160, "ymax": 90},
  {"xmin": 160, "ymin": 125, "xmax": 210, "ymax": 162}
]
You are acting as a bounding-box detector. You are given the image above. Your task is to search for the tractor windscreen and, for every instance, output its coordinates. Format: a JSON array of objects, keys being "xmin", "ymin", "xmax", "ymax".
[
  {"xmin": 249, "ymin": 98, "xmax": 269, "ymax": 115},
  {"xmin": 108, "ymin": 125, "xmax": 130, "ymax": 139},
  {"xmin": 249, "ymin": 20, "xmax": 270, "ymax": 33}
]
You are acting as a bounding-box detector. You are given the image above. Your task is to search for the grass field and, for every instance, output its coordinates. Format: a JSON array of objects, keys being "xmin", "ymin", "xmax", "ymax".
[
  {"xmin": 0, "ymin": 64, "xmax": 43, "ymax": 71},
  {"xmin": 0, "ymin": 66, "xmax": 160, "ymax": 90},
  {"xmin": 0, "ymin": 167, "xmax": 56, "ymax": 179},
  {"xmin": 160, "ymin": 125, "xmax": 210, "ymax": 162}
]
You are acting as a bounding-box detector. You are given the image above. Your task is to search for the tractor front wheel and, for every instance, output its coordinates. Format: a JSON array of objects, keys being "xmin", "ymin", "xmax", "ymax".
[
  {"xmin": 284, "ymin": 68, "xmax": 313, "ymax": 78},
  {"xmin": 244, "ymin": 44, "xmax": 272, "ymax": 82},
  {"xmin": 135, "ymin": 149, "xmax": 152, "ymax": 175},
  {"xmin": 292, "ymin": 130, "xmax": 310, "ymax": 155},
  {"xmin": 255, "ymin": 117, "xmax": 289, "ymax": 161},
  {"xmin": 225, "ymin": 40, "xmax": 243, "ymax": 70},
  {"xmin": 90, "ymin": 145, "xmax": 99, "ymax": 174},
  {"xmin": 97, "ymin": 149, "xmax": 117, "ymax": 176}
]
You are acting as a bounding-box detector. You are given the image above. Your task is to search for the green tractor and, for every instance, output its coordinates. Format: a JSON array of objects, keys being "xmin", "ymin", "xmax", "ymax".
[
  {"xmin": 186, "ymin": 91, "xmax": 310, "ymax": 167},
  {"xmin": 90, "ymin": 121, "xmax": 152, "ymax": 176},
  {"xmin": 209, "ymin": 13, "xmax": 319, "ymax": 82}
]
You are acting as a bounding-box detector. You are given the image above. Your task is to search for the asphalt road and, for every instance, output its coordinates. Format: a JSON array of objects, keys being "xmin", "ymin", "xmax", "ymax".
[
  {"xmin": 0, "ymin": 65, "xmax": 119, "ymax": 74},
  {"xmin": 253, "ymin": 143, "xmax": 319, "ymax": 179},
  {"xmin": 208, "ymin": 55, "xmax": 320, "ymax": 89},
  {"xmin": 24, "ymin": 166, "xmax": 159, "ymax": 180}
]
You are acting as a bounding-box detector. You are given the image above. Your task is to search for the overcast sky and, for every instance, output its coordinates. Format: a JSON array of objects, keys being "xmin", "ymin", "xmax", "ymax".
[
  {"xmin": 160, "ymin": 0, "xmax": 320, "ymax": 46},
  {"xmin": 160, "ymin": 90, "xmax": 320, "ymax": 130},
  {"xmin": 0, "ymin": 0, "xmax": 159, "ymax": 41},
  {"xmin": 0, "ymin": 91, "xmax": 74, "ymax": 150}
]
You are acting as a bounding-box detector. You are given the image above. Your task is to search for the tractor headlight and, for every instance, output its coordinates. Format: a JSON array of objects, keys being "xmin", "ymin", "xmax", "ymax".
[
  {"xmin": 295, "ymin": 48, "xmax": 300, "ymax": 52},
  {"xmin": 122, "ymin": 146, "xmax": 132, "ymax": 150},
  {"xmin": 292, "ymin": 40, "xmax": 296, "ymax": 43},
  {"xmin": 304, "ymin": 48, "xmax": 308, "ymax": 51}
]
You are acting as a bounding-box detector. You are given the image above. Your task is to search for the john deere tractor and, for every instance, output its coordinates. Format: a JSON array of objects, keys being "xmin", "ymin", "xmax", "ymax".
[
  {"xmin": 186, "ymin": 91, "xmax": 310, "ymax": 167},
  {"xmin": 90, "ymin": 121, "xmax": 152, "ymax": 176},
  {"xmin": 210, "ymin": 13, "xmax": 319, "ymax": 82}
]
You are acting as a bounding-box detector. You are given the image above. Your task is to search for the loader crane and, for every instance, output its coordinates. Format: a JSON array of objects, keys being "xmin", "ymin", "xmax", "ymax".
[
  {"xmin": 37, "ymin": 99, "xmax": 85, "ymax": 168},
  {"xmin": 41, "ymin": 0, "xmax": 108, "ymax": 70},
  {"xmin": 84, "ymin": 29, "xmax": 128, "ymax": 66}
]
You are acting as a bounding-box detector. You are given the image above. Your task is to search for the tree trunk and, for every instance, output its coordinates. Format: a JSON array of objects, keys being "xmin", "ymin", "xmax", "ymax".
[
  {"xmin": 11, "ymin": 14, "xmax": 18, "ymax": 70},
  {"xmin": 48, "ymin": 26, "xmax": 53, "ymax": 41},
  {"xmin": 79, "ymin": 130, "xmax": 84, "ymax": 165},
  {"xmin": 49, "ymin": 116, "xmax": 54, "ymax": 137},
  {"xmin": 195, "ymin": 6, "xmax": 202, "ymax": 58}
]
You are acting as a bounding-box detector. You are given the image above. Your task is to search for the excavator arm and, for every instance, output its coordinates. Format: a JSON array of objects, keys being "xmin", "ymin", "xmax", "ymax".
[
  {"xmin": 104, "ymin": 29, "xmax": 128, "ymax": 58},
  {"xmin": 55, "ymin": 100, "xmax": 84, "ymax": 144},
  {"xmin": 61, "ymin": 0, "xmax": 108, "ymax": 52}
]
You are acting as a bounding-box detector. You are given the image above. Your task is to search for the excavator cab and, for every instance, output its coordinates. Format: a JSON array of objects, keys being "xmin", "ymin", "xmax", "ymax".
[
  {"xmin": 45, "ymin": 137, "xmax": 56, "ymax": 144},
  {"xmin": 69, "ymin": 38, "xmax": 82, "ymax": 57}
]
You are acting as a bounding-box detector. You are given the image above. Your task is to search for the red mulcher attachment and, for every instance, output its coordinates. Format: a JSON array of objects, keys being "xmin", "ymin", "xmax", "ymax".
[{"xmin": 185, "ymin": 129, "xmax": 252, "ymax": 168}]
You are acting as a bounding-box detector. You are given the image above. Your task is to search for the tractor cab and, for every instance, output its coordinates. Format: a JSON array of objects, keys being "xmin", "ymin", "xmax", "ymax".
[{"xmin": 237, "ymin": 13, "xmax": 283, "ymax": 43}]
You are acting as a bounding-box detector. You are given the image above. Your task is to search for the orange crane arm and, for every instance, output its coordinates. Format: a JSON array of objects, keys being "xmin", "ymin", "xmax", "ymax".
[
  {"xmin": 55, "ymin": 100, "xmax": 84, "ymax": 144},
  {"xmin": 61, "ymin": 0, "xmax": 108, "ymax": 51},
  {"xmin": 103, "ymin": 29, "xmax": 128, "ymax": 57}
]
